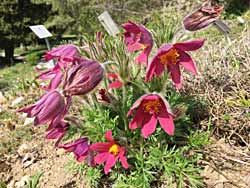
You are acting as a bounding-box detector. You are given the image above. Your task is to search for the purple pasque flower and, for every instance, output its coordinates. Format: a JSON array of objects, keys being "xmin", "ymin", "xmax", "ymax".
[
  {"xmin": 183, "ymin": 1, "xmax": 223, "ymax": 31},
  {"xmin": 90, "ymin": 130, "xmax": 129, "ymax": 174},
  {"xmin": 122, "ymin": 20, "xmax": 153, "ymax": 65},
  {"xmin": 36, "ymin": 63, "xmax": 64, "ymax": 91},
  {"xmin": 62, "ymin": 58, "xmax": 104, "ymax": 96},
  {"xmin": 58, "ymin": 137, "xmax": 91, "ymax": 163},
  {"xmin": 46, "ymin": 120, "xmax": 69, "ymax": 146},
  {"xmin": 18, "ymin": 90, "xmax": 66, "ymax": 126},
  {"xmin": 145, "ymin": 39, "xmax": 205, "ymax": 89},
  {"xmin": 127, "ymin": 94, "xmax": 175, "ymax": 138},
  {"xmin": 44, "ymin": 44, "xmax": 80, "ymax": 62}
]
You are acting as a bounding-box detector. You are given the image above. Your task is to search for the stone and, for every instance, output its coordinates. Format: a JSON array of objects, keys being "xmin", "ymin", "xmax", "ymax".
[
  {"xmin": 23, "ymin": 117, "xmax": 35, "ymax": 126},
  {"xmin": 17, "ymin": 143, "xmax": 32, "ymax": 157}
]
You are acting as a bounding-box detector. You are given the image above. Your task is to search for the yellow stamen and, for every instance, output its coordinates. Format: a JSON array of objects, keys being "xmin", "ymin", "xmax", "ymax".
[
  {"xmin": 109, "ymin": 144, "xmax": 119, "ymax": 156},
  {"xmin": 140, "ymin": 43, "xmax": 147, "ymax": 50},
  {"xmin": 159, "ymin": 48, "xmax": 180, "ymax": 65},
  {"xmin": 143, "ymin": 100, "xmax": 162, "ymax": 113}
]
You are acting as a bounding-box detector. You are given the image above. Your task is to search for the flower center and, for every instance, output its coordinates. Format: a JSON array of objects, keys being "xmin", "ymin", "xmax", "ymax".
[
  {"xmin": 143, "ymin": 99, "xmax": 162, "ymax": 113},
  {"xmin": 109, "ymin": 144, "xmax": 119, "ymax": 156},
  {"xmin": 159, "ymin": 48, "xmax": 180, "ymax": 65},
  {"xmin": 140, "ymin": 43, "xmax": 147, "ymax": 49}
]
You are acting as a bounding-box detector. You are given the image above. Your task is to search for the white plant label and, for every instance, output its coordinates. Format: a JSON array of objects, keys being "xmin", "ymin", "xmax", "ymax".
[
  {"xmin": 98, "ymin": 11, "xmax": 120, "ymax": 36},
  {"xmin": 29, "ymin": 25, "xmax": 52, "ymax": 39}
]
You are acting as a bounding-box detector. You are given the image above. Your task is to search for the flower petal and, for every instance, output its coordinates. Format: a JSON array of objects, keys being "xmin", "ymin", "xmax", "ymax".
[
  {"xmin": 168, "ymin": 64, "xmax": 182, "ymax": 90},
  {"xmin": 104, "ymin": 130, "xmax": 114, "ymax": 142},
  {"xmin": 119, "ymin": 147, "xmax": 129, "ymax": 169},
  {"xmin": 104, "ymin": 153, "xmax": 119, "ymax": 174},
  {"xmin": 158, "ymin": 107, "xmax": 175, "ymax": 136},
  {"xmin": 90, "ymin": 142, "xmax": 112, "ymax": 152},
  {"xmin": 109, "ymin": 80, "xmax": 123, "ymax": 89},
  {"xmin": 141, "ymin": 114, "xmax": 157, "ymax": 138},
  {"xmin": 129, "ymin": 105, "xmax": 145, "ymax": 130},
  {"xmin": 174, "ymin": 39, "xmax": 205, "ymax": 51},
  {"xmin": 179, "ymin": 51, "xmax": 198, "ymax": 75},
  {"xmin": 94, "ymin": 152, "xmax": 109, "ymax": 164},
  {"xmin": 127, "ymin": 42, "xmax": 143, "ymax": 52}
]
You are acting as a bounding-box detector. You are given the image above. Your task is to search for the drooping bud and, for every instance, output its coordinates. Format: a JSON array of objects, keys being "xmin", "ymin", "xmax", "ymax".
[
  {"xmin": 62, "ymin": 58, "xmax": 104, "ymax": 96},
  {"xmin": 18, "ymin": 90, "xmax": 66, "ymax": 126},
  {"xmin": 183, "ymin": 1, "xmax": 223, "ymax": 32}
]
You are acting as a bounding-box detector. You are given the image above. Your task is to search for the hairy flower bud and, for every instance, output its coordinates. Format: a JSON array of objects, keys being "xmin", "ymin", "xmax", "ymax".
[{"xmin": 63, "ymin": 59, "xmax": 104, "ymax": 96}]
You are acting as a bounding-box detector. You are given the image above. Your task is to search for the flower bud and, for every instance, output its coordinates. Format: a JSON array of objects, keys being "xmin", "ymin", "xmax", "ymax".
[
  {"xmin": 18, "ymin": 90, "xmax": 66, "ymax": 126},
  {"xmin": 63, "ymin": 59, "xmax": 104, "ymax": 96}
]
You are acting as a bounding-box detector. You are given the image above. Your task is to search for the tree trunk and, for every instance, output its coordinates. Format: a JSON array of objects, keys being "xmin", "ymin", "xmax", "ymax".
[{"xmin": 4, "ymin": 42, "xmax": 14, "ymax": 65}]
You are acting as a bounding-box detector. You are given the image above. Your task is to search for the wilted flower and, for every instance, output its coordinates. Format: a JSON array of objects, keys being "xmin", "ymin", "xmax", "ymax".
[
  {"xmin": 145, "ymin": 39, "xmax": 205, "ymax": 89},
  {"xmin": 44, "ymin": 44, "xmax": 80, "ymax": 62},
  {"xmin": 63, "ymin": 58, "xmax": 104, "ymax": 96},
  {"xmin": 18, "ymin": 90, "xmax": 66, "ymax": 126},
  {"xmin": 58, "ymin": 138, "xmax": 91, "ymax": 162},
  {"xmin": 98, "ymin": 88, "xmax": 111, "ymax": 103},
  {"xmin": 107, "ymin": 73, "xmax": 123, "ymax": 89},
  {"xmin": 127, "ymin": 94, "xmax": 175, "ymax": 138},
  {"xmin": 183, "ymin": 1, "xmax": 223, "ymax": 31},
  {"xmin": 122, "ymin": 20, "xmax": 153, "ymax": 65},
  {"xmin": 90, "ymin": 130, "xmax": 129, "ymax": 174}
]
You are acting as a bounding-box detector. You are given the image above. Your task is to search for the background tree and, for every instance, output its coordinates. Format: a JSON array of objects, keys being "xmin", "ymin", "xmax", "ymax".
[{"xmin": 0, "ymin": 0, "xmax": 52, "ymax": 65}]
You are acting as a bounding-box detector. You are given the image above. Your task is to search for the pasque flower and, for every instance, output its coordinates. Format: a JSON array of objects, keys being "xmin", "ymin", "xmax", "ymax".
[
  {"xmin": 127, "ymin": 94, "xmax": 175, "ymax": 138},
  {"xmin": 183, "ymin": 1, "xmax": 223, "ymax": 31},
  {"xmin": 18, "ymin": 90, "xmax": 66, "ymax": 126},
  {"xmin": 63, "ymin": 58, "xmax": 104, "ymax": 96},
  {"xmin": 46, "ymin": 120, "xmax": 69, "ymax": 146},
  {"xmin": 145, "ymin": 39, "xmax": 205, "ymax": 89},
  {"xmin": 58, "ymin": 138, "xmax": 91, "ymax": 163},
  {"xmin": 44, "ymin": 44, "xmax": 80, "ymax": 62},
  {"xmin": 122, "ymin": 20, "xmax": 153, "ymax": 65},
  {"xmin": 90, "ymin": 130, "xmax": 129, "ymax": 174},
  {"xmin": 107, "ymin": 73, "xmax": 122, "ymax": 89},
  {"xmin": 36, "ymin": 63, "xmax": 63, "ymax": 91}
]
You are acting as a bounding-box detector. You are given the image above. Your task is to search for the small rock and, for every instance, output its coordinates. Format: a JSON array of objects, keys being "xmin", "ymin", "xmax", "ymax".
[
  {"xmin": 23, "ymin": 117, "xmax": 35, "ymax": 126},
  {"xmin": 56, "ymin": 148, "xmax": 66, "ymax": 156},
  {"xmin": 18, "ymin": 143, "xmax": 32, "ymax": 156},
  {"xmin": 11, "ymin": 97, "xmax": 24, "ymax": 107},
  {"xmin": 15, "ymin": 175, "xmax": 29, "ymax": 188},
  {"xmin": 7, "ymin": 180, "xmax": 16, "ymax": 188},
  {"xmin": 22, "ymin": 151, "xmax": 38, "ymax": 168},
  {"xmin": 0, "ymin": 91, "xmax": 7, "ymax": 104}
]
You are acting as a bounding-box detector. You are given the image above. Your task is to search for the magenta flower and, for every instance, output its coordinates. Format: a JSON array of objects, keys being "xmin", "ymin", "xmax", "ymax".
[
  {"xmin": 90, "ymin": 130, "xmax": 129, "ymax": 174},
  {"xmin": 36, "ymin": 63, "xmax": 63, "ymax": 91},
  {"xmin": 183, "ymin": 1, "xmax": 223, "ymax": 31},
  {"xmin": 58, "ymin": 138, "xmax": 90, "ymax": 162},
  {"xmin": 122, "ymin": 20, "xmax": 153, "ymax": 65},
  {"xmin": 127, "ymin": 94, "xmax": 175, "ymax": 138},
  {"xmin": 107, "ymin": 73, "xmax": 122, "ymax": 89},
  {"xmin": 44, "ymin": 44, "xmax": 80, "ymax": 62},
  {"xmin": 46, "ymin": 120, "xmax": 69, "ymax": 146},
  {"xmin": 63, "ymin": 58, "xmax": 104, "ymax": 96},
  {"xmin": 18, "ymin": 90, "xmax": 66, "ymax": 126},
  {"xmin": 145, "ymin": 39, "xmax": 205, "ymax": 89}
]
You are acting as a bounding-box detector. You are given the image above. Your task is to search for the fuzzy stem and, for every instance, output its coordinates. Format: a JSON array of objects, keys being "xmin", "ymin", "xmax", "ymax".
[{"xmin": 121, "ymin": 85, "xmax": 128, "ymax": 131}]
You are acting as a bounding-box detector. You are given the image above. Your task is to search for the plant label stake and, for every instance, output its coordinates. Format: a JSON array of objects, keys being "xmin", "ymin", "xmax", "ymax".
[
  {"xmin": 29, "ymin": 25, "xmax": 53, "ymax": 50},
  {"xmin": 98, "ymin": 11, "xmax": 120, "ymax": 37},
  {"xmin": 29, "ymin": 25, "xmax": 55, "ymax": 67}
]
